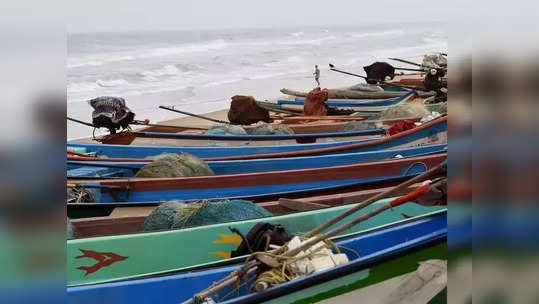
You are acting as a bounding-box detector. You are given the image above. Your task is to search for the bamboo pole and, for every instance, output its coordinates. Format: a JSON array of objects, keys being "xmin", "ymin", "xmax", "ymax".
[{"xmin": 159, "ymin": 106, "xmax": 228, "ymax": 124}]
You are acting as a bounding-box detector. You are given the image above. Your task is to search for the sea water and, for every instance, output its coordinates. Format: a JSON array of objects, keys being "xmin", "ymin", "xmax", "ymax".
[{"xmin": 67, "ymin": 23, "xmax": 446, "ymax": 139}]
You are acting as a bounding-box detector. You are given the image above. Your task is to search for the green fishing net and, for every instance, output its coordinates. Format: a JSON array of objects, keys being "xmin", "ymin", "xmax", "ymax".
[
  {"xmin": 136, "ymin": 152, "xmax": 215, "ymax": 178},
  {"xmin": 141, "ymin": 199, "xmax": 273, "ymax": 232}
]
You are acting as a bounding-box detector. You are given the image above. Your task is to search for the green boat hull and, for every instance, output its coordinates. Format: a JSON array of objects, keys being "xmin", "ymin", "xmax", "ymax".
[
  {"xmin": 264, "ymin": 242, "xmax": 446, "ymax": 304},
  {"xmin": 67, "ymin": 198, "xmax": 445, "ymax": 286}
]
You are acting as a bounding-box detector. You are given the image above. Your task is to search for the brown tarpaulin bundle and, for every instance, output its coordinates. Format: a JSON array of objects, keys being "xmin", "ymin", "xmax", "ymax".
[
  {"xmin": 302, "ymin": 88, "xmax": 328, "ymax": 116},
  {"xmin": 228, "ymin": 95, "xmax": 270, "ymax": 125}
]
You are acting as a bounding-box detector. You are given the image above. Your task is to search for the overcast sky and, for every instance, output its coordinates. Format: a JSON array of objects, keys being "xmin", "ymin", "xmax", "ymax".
[{"xmin": 66, "ymin": 0, "xmax": 448, "ymax": 33}]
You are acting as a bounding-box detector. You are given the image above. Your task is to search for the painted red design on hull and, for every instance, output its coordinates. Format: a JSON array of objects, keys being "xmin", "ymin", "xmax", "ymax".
[{"xmin": 76, "ymin": 249, "xmax": 127, "ymax": 275}]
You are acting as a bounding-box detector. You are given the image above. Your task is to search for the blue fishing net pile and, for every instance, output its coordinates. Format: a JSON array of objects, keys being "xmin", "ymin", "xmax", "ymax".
[
  {"xmin": 141, "ymin": 199, "xmax": 273, "ymax": 232},
  {"xmin": 205, "ymin": 123, "xmax": 247, "ymax": 135},
  {"xmin": 426, "ymin": 102, "xmax": 447, "ymax": 114},
  {"xmin": 247, "ymin": 122, "xmax": 294, "ymax": 135}
]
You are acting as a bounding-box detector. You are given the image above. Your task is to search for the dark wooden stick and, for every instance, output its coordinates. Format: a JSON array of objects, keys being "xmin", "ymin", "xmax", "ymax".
[
  {"xmin": 159, "ymin": 106, "xmax": 228, "ymax": 124},
  {"xmin": 394, "ymin": 67, "xmax": 425, "ymax": 72},
  {"xmin": 67, "ymin": 117, "xmax": 94, "ymax": 127},
  {"xmin": 131, "ymin": 120, "xmax": 208, "ymax": 130},
  {"xmin": 328, "ymin": 67, "xmax": 429, "ymax": 92}
]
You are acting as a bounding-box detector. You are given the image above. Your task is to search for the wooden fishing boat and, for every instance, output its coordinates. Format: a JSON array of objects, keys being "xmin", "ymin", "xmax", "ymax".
[
  {"xmin": 70, "ymin": 175, "xmax": 443, "ymax": 238},
  {"xmin": 67, "ymin": 210, "xmax": 446, "ymax": 303},
  {"xmin": 67, "ymin": 172, "xmax": 422, "ymax": 219},
  {"xmin": 280, "ymin": 87, "xmax": 408, "ymax": 99},
  {"xmin": 279, "ymin": 89, "xmax": 416, "ymax": 107},
  {"xmin": 267, "ymin": 97, "xmax": 414, "ymax": 114},
  {"xmin": 95, "ymin": 127, "xmax": 384, "ymax": 146},
  {"xmin": 68, "ymin": 153, "xmax": 445, "ymax": 204},
  {"xmin": 67, "ymin": 144, "xmax": 447, "ymax": 178},
  {"xmin": 130, "ymin": 115, "xmax": 424, "ymax": 137},
  {"xmin": 67, "ymin": 116, "xmax": 446, "ymax": 160}
]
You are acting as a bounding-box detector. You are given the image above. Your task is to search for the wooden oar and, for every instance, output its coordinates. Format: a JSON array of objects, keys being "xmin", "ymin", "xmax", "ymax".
[
  {"xmin": 67, "ymin": 117, "xmax": 94, "ymax": 127},
  {"xmin": 67, "ymin": 117, "xmax": 208, "ymax": 132},
  {"xmin": 329, "ymin": 64, "xmax": 423, "ymax": 80},
  {"xmin": 388, "ymin": 57, "xmax": 446, "ymax": 71},
  {"xmin": 159, "ymin": 106, "xmax": 228, "ymax": 124},
  {"xmin": 394, "ymin": 67, "xmax": 426, "ymax": 72},
  {"xmin": 328, "ymin": 64, "xmax": 429, "ymax": 92},
  {"xmin": 130, "ymin": 120, "xmax": 208, "ymax": 131},
  {"xmin": 184, "ymin": 162, "xmax": 446, "ymax": 303},
  {"xmin": 281, "ymin": 116, "xmax": 367, "ymax": 122}
]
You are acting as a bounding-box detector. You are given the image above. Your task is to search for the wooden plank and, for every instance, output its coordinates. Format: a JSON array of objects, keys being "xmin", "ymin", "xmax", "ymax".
[
  {"xmin": 110, "ymin": 206, "xmax": 156, "ymax": 217},
  {"xmin": 385, "ymin": 259, "xmax": 447, "ymax": 304},
  {"xmin": 278, "ymin": 198, "xmax": 329, "ymax": 211}
]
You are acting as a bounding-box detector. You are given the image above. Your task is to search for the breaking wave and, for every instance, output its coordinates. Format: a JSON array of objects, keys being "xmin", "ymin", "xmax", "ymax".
[{"xmin": 96, "ymin": 79, "xmax": 129, "ymax": 87}]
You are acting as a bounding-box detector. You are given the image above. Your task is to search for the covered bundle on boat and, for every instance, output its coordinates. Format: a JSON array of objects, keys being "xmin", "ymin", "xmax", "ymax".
[
  {"xmin": 141, "ymin": 199, "xmax": 272, "ymax": 231},
  {"xmin": 302, "ymin": 87, "xmax": 329, "ymax": 116},
  {"xmin": 89, "ymin": 96, "xmax": 135, "ymax": 134},
  {"xmin": 363, "ymin": 62, "xmax": 395, "ymax": 83},
  {"xmin": 228, "ymin": 95, "xmax": 271, "ymax": 125}
]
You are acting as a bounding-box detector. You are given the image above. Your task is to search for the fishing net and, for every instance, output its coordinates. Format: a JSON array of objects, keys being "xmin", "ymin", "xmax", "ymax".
[
  {"xmin": 380, "ymin": 101, "xmax": 429, "ymax": 120},
  {"xmin": 228, "ymin": 95, "xmax": 270, "ymax": 125},
  {"xmin": 426, "ymin": 102, "xmax": 447, "ymax": 114},
  {"xmin": 141, "ymin": 199, "xmax": 273, "ymax": 232},
  {"xmin": 302, "ymin": 88, "xmax": 328, "ymax": 116},
  {"xmin": 423, "ymin": 53, "xmax": 447, "ymax": 69},
  {"xmin": 67, "ymin": 185, "xmax": 95, "ymax": 203},
  {"xmin": 205, "ymin": 123, "xmax": 247, "ymax": 135},
  {"xmin": 347, "ymin": 83, "xmax": 383, "ymax": 92},
  {"xmin": 247, "ymin": 122, "xmax": 294, "ymax": 135},
  {"xmin": 135, "ymin": 152, "xmax": 214, "ymax": 178},
  {"xmin": 340, "ymin": 121, "xmax": 380, "ymax": 132}
]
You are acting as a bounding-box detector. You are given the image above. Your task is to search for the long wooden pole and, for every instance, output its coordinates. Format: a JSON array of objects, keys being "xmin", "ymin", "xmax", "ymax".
[
  {"xmin": 159, "ymin": 106, "xmax": 228, "ymax": 124},
  {"xmin": 67, "ymin": 117, "xmax": 208, "ymax": 131},
  {"xmin": 184, "ymin": 162, "xmax": 445, "ymax": 303},
  {"xmin": 67, "ymin": 117, "xmax": 94, "ymax": 127},
  {"xmin": 131, "ymin": 120, "xmax": 208, "ymax": 131},
  {"xmin": 305, "ymin": 163, "xmax": 444, "ymax": 237},
  {"xmin": 329, "ymin": 67, "xmax": 429, "ymax": 92}
]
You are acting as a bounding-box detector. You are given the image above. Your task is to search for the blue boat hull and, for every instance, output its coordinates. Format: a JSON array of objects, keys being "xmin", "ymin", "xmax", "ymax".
[
  {"xmin": 67, "ymin": 118, "xmax": 446, "ymax": 159},
  {"xmin": 67, "ymin": 211, "xmax": 446, "ymax": 304},
  {"xmin": 279, "ymin": 90, "xmax": 416, "ymax": 107},
  {"xmin": 67, "ymin": 144, "xmax": 447, "ymax": 177},
  {"xmin": 83, "ymin": 158, "xmax": 437, "ymax": 203}
]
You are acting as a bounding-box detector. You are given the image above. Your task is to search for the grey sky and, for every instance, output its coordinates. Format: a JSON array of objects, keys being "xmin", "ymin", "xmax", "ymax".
[{"xmin": 67, "ymin": 0, "xmax": 447, "ymax": 33}]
